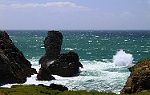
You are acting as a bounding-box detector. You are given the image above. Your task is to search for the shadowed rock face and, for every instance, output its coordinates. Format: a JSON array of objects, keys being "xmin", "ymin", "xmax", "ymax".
[
  {"xmin": 37, "ymin": 31, "xmax": 63, "ymax": 80},
  {"xmin": 0, "ymin": 31, "xmax": 37, "ymax": 84},
  {"xmin": 48, "ymin": 51, "xmax": 83, "ymax": 77},
  {"xmin": 39, "ymin": 31, "xmax": 63, "ymax": 69},
  {"xmin": 121, "ymin": 58, "xmax": 150, "ymax": 94},
  {"xmin": 37, "ymin": 31, "xmax": 83, "ymax": 80}
]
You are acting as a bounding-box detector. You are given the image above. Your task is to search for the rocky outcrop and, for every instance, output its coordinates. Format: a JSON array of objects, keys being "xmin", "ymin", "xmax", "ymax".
[
  {"xmin": 37, "ymin": 68, "xmax": 55, "ymax": 81},
  {"xmin": 37, "ymin": 31, "xmax": 83, "ymax": 80},
  {"xmin": 37, "ymin": 31, "xmax": 63, "ymax": 80},
  {"xmin": 0, "ymin": 31, "xmax": 36, "ymax": 84},
  {"xmin": 39, "ymin": 30, "xmax": 63, "ymax": 69},
  {"xmin": 38, "ymin": 83, "xmax": 68, "ymax": 91},
  {"xmin": 121, "ymin": 58, "xmax": 150, "ymax": 94},
  {"xmin": 48, "ymin": 51, "xmax": 83, "ymax": 77}
]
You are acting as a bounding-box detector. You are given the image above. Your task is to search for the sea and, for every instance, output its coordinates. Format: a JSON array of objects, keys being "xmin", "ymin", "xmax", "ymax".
[{"xmin": 1, "ymin": 30, "xmax": 150, "ymax": 94}]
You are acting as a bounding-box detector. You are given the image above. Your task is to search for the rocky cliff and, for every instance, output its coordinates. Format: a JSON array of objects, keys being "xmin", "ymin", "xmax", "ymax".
[
  {"xmin": 121, "ymin": 58, "xmax": 150, "ymax": 94},
  {"xmin": 0, "ymin": 31, "xmax": 36, "ymax": 84}
]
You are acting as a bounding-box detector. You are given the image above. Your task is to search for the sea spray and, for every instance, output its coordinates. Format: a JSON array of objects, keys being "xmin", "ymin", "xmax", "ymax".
[
  {"xmin": 46, "ymin": 60, "xmax": 55, "ymax": 67},
  {"xmin": 113, "ymin": 50, "xmax": 133, "ymax": 66}
]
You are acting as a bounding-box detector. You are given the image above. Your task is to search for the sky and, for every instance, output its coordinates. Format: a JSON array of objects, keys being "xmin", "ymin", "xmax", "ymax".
[{"xmin": 0, "ymin": 0, "xmax": 150, "ymax": 30}]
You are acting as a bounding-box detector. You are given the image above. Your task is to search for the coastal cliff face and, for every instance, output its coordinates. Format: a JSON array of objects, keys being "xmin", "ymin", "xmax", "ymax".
[
  {"xmin": 0, "ymin": 31, "xmax": 36, "ymax": 84},
  {"xmin": 121, "ymin": 58, "xmax": 150, "ymax": 94},
  {"xmin": 37, "ymin": 31, "xmax": 83, "ymax": 80}
]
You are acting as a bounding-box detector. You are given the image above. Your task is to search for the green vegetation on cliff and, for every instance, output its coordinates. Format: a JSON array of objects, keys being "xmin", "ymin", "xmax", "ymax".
[
  {"xmin": 0, "ymin": 85, "xmax": 150, "ymax": 95},
  {"xmin": 0, "ymin": 85, "xmax": 115, "ymax": 95}
]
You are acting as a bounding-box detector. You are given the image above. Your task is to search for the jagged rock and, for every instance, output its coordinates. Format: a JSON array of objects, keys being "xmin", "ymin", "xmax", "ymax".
[
  {"xmin": 48, "ymin": 51, "xmax": 83, "ymax": 77},
  {"xmin": 0, "ymin": 31, "xmax": 37, "ymax": 84},
  {"xmin": 120, "ymin": 58, "xmax": 150, "ymax": 94},
  {"xmin": 37, "ymin": 31, "xmax": 83, "ymax": 80},
  {"xmin": 38, "ymin": 83, "xmax": 68, "ymax": 91},
  {"xmin": 39, "ymin": 30, "xmax": 63, "ymax": 68},
  {"xmin": 37, "ymin": 30, "xmax": 63, "ymax": 80}
]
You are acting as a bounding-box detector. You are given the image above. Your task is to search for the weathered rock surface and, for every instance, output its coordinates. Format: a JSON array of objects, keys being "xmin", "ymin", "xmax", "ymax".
[
  {"xmin": 121, "ymin": 58, "xmax": 150, "ymax": 94},
  {"xmin": 39, "ymin": 30, "xmax": 63, "ymax": 69},
  {"xmin": 0, "ymin": 31, "xmax": 36, "ymax": 84},
  {"xmin": 37, "ymin": 31, "xmax": 83, "ymax": 80},
  {"xmin": 37, "ymin": 31, "xmax": 63, "ymax": 80},
  {"xmin": 48, "ymin": 51, "xmax": 83, "ymax": 77}
]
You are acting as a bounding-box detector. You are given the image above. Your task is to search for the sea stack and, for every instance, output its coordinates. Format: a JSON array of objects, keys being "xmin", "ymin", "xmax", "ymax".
[
  {"xmin": 0, "ymin": 31, "xmax": 36, "ymax": 84},
  {"xmin": 37, "ymin": 30, "xmax": 83, "ymax": 80},
  {"xmin": 121, "ymin": 58, "xmax": 150, "ymax": 94},
  {"xmin": 37, "ymin": 30, "xmax": 63, "ymax": 80},
  {"xmin": 39, "ymin": 30, "xmax": 63, "ymax": 69}
]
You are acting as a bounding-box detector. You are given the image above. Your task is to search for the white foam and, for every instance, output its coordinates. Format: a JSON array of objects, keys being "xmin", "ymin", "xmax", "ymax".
[
  {"xmin": 113, "ymin": 50, "xmax": 133, "ymax": 66},
  {"xmin": 65, "ymin": 48, "xmax": 74, "ymax": 51},
  {"xmin": 0, "ymin": 55, "xmax": 131, "ymax": 94}
]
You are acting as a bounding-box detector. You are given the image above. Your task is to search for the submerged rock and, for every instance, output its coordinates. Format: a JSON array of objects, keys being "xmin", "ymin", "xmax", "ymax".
[
  {"xmin": 0, "ymin": 31, "xmax": 36, "ymax": 84},
  {"xmin": 121, "ymin": 58, "xmax": 150, "ymax": 94},
  {"xmin": 37, "ymin": 30, "xmax": 83, "ymax": 80}
]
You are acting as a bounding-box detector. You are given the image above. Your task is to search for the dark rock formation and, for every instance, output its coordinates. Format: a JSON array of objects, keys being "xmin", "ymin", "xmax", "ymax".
[
  {"xmin": 49, "ymin": 83, "xmax": 68, "ymax": 91},
  {"xmin": 38, "ymin": 83, "xmax": 68, "ymax": 91},
  {"xmin": 37, "ymin": 68, "xmax": 55, "ymax": 81},
  {"xmin": 37, "ymin": 30, "xmax": 83, "ymax": 80},
  {"xmin": 121, "ymin": 58, "xmax": 150, "ymax": 94},
  {"xmin": 37, "ymin": 30, "xmax": 63, "ymax": 80},
  {"xmin": 0, "ymin": 31, "xmax": 36, "ymax": 84},
  {"xmin": 39, "ymin": 30, "xmax": 63, "ymax": 68},
  {"xmin": 48, "ymin": 51, "xmax": 83, "ymax": 77}
]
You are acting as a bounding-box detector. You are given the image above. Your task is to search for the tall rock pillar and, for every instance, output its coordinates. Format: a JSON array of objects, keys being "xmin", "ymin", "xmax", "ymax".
[{"xmin": 37, "ymin": 30, "xmax": 63, "ymax": 80}]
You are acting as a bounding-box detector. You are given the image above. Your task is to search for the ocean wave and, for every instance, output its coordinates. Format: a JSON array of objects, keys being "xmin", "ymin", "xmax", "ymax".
[
  {"xmin": 1, "ymin": 51, "xmax": 132, "ymax": 94},
  {"xmin": 2, "ymin": 48, "xmax": 136, "ymax": 95}
]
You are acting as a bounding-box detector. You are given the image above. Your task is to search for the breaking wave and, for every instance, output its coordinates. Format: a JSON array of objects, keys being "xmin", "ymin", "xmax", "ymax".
[{"xmin": 113, "ymin": 50, "xmax": 133, "ymax": 66}]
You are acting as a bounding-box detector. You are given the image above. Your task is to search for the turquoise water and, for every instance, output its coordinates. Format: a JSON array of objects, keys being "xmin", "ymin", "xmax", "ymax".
[{"xmin": 5, "ymin": 30, "xmax": 150, "ymax": 93}]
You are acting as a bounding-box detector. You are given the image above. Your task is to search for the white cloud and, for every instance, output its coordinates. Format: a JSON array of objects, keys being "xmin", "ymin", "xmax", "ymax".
[
  {"xmin": 0, "ymin": 1, "xmax": 89, "ymax": 30},
  {"xmin": 8, "ymin": 2, "xmax": 87, "ymax": 9},
  {"xmin": 44, "ymin": 2, "xmax": 86, "ymax": 8},
  {"xmin": 11, "ymin": 3, "xmax": 41, "ymax": 8}
]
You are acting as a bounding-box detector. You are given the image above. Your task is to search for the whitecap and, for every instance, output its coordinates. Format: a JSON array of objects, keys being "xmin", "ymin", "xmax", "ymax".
[
  {"xmin": 40, "ymin": 47, "xmax": 45, "ymax": 49},
  {"xmin": 143, "ymin": 51, "xmax": 149, "ymax": 53},
  {"xmin": 65, "ymin": 48, "xmax": 74, "ymax": 51},
  {"xmin": 113, "ymin": 50, "xmax": 133, "ymax": 66}
]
